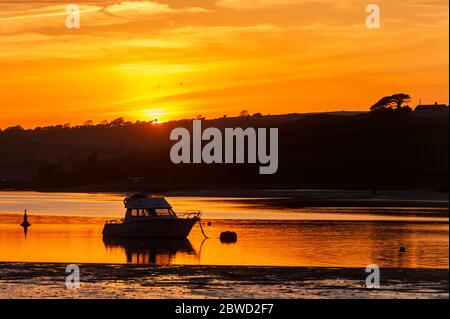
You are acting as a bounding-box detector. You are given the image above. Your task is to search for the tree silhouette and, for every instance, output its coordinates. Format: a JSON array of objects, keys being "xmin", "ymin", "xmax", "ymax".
[
  {"xmin": 110, "ymin": 117, "xmax": 125, "ymax": 127},
  {"xmin": 370, "ymin": 93, "xmax": 412, "ymax": 116},
  {"xmin": 4, "ymin": 125, "xmax": 24, "ymax": 133},
  {"xmin": 239, "ymin": 110, "xmax": 250, "ymax": 117}
]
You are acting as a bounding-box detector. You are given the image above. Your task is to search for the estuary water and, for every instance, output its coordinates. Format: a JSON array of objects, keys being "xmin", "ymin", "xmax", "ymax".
[{"xmin": 0, "ymin": 191, "xmax": 448, "ymax": 268}]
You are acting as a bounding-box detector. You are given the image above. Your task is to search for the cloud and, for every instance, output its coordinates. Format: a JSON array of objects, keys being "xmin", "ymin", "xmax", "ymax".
[
  {"xmin": 0, "ymin": 1, "xmax": 210, "ymax": 34},
  {"xmin": 216, "ymin": 0, "xmax": 450, "ymax": 11},
  {"xmin": 216, "ymin": 0, "xmax": 316, "ymax": 9},
  {"xmin": 0, "ymin": 4, "xmax": 102, "ymax": 22},
  {"xmin": 104, "ymin": 1, "xmax": 209, "ymax": 16}
]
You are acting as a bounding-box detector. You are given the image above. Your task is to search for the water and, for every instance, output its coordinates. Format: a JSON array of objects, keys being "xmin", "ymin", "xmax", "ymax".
[{"xmin": 0, "ymin": 191, "xmax": 448, "ymax": 268}]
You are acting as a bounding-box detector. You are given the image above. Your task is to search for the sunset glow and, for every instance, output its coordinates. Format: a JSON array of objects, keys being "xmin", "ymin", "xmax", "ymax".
[{"xmin": 0, "ymin": 0, "xmax": 448, "ymax": 128}]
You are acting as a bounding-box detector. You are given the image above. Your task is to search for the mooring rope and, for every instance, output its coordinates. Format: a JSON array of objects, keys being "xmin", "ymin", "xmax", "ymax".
[{"xmin": 198, "ymin": 220, "xmax": 209, "ymax": 239}]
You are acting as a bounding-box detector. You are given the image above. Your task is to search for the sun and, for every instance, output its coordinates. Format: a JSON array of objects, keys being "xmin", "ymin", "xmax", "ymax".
[{"xmin": 139, "ymin": 108, "xmax": 170, "ymax": 123}]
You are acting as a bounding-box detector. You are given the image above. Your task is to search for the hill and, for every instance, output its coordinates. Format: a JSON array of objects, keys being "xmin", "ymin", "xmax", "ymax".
[{"xmin": 0, "ymin": 114, "xmax": 447, "ymax": 191}]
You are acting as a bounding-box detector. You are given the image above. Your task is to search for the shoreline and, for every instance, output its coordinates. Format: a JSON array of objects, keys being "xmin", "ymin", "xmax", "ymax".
[
  {"xmin": 0, "ymin": 188, "xmax": 448, "ymax": 209},
  {"xmin": 0, "ymin": 262, "xmax": 448, "ymax": 299}
]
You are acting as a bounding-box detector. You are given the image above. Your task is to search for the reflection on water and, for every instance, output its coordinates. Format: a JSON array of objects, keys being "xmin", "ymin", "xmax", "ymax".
[
  {"xmin": 102, "ymin": 237, "xmax": 196, "ymax": 265},
  {"xmin": 22, "ymin": 225, "xmax": 29, "ymax": 238},
  {"xmin": 0, "ymin": 191, "xmax": 448, "ymax": 268},
  {"xmin": 0, "ymin": 216, "xmax": 448, "ymax": 268}
]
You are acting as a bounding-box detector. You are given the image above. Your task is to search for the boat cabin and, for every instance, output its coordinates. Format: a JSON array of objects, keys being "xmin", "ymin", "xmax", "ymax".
[{"xmin": 123, "ymin": 194, "xmax": 177, "ymax": 221}]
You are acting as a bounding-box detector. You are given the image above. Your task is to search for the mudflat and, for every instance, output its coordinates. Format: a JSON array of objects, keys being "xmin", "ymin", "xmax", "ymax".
[{"xmin": 0, "ymin": 263, "xmax": 448, "ymax": 299}]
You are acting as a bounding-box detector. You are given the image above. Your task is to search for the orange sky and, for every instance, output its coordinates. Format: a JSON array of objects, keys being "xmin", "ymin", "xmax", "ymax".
[{"xmin": 0, "ymin": 0, "xmax": 448, "ymax": 128}]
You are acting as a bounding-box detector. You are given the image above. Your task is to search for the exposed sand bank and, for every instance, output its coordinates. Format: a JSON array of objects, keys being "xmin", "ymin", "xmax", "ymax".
[{"xmin": 0, "ymin": 263, "xmax": 447, "ymax": 299}]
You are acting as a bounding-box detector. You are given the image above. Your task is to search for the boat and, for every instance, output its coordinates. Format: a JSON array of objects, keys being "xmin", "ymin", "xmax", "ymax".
[{"xmin": 102, "ymin": 193, "xmax": 201, "ymax": 238}]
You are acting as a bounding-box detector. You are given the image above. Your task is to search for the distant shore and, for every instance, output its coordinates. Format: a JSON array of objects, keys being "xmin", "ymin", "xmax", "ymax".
[
  {"xmin": 0, "ymin": 262, "xmax": 447, "ymax": 299},
  {"xmin": 0, "ymin": 188, "xmax": 448, "ymax": 209}
]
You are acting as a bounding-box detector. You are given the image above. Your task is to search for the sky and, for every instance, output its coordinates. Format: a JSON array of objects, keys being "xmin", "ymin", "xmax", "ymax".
[{"xmin": 0, "ymin": 0, "xmax": 448, "ymax": 128}]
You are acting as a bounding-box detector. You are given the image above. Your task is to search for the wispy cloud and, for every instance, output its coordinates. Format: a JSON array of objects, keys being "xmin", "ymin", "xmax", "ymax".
[
  {"xmin": 0, "ymin": 1, "xmax": 210, "ymax": 33},
  {"xmin": 216, "ymin": 0, "xmax": 316, "ymax": 9},
  {"xmin": 104, "ymin": 1, "xmax": 210, "ymax": 16}
]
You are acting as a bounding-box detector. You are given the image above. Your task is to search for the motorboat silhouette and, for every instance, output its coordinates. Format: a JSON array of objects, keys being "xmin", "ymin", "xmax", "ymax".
[{"xmin": 102, "ymin": 194, "xmax": 201, "ymax": 238}]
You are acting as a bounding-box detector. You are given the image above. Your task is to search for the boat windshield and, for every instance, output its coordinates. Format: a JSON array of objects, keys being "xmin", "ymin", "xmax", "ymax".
[
  {"xmin": 154, "ymin": 208, "xmax": 174, "ymax": 216},
  {"xmin": 126, "ymin": 208, "xmax": 176, "ymax": 218}
]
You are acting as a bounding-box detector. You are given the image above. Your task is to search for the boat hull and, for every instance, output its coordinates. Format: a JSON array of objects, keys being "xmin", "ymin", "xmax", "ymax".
[{"xmin": 102, "ymin": 218, "xmax": 198, "ymax": 238}]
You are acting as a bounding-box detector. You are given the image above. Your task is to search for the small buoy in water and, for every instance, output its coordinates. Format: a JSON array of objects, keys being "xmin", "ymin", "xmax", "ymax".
[
  {"xmin": 207, "ymin": 221, "xmax": 212, "ymax": 226},
  {"xmin": 400, "ymin": 247, "xmax": 406, "ymax": 253},
  {"xmin": 220, "ymin": 231, "xmax": 237, "ymax": 243},
  {"xmin": 20, "ymin": 209, "xmax": 31, "ymax": 228}
]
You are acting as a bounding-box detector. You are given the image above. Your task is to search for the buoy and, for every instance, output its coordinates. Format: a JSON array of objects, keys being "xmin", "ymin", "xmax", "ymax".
[
  {"xmin": 207, "ymin": 221, "xmax": 212, "ymax": 226},
  {"xmin": 399, "ymin": 247, "xmax": 406, "ymax": 253},
  {"xmin": 220, "ymin": 231, "xmax": 237, "ymax": 243},
  {"xmin": 20, "ymin": 209, "xmax": 31, "ymax": 228}
]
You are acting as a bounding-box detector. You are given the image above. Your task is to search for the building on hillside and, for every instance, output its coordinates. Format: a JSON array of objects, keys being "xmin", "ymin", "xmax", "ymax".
[{"xmin": 411, "ymin": 102, "xmax": 449, "ymax": 117}]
